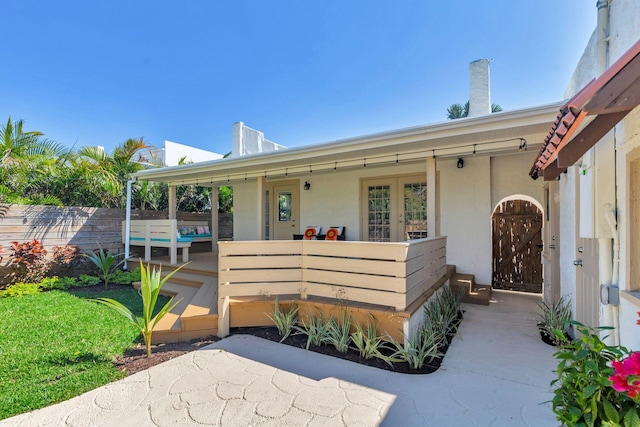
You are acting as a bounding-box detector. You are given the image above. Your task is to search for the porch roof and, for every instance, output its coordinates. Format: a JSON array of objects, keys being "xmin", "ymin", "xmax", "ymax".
[
  {"xmin": 134, "ymin": 102, "xmax": 562, "ymax": 186},
  {"xmin": 530, "ymin": 38, "xmax": 640, "ymax": 180}
]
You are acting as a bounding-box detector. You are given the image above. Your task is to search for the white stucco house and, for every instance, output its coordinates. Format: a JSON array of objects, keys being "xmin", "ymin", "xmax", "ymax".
[{"xmin": 126, "ymin": 1, "xmax": 639, "ymax": 349}]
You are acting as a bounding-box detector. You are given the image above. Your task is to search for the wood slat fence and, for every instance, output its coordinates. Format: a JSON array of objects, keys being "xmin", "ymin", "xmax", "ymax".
[
  {"xmin": 217, "ymin": 236, "xmax": 447, "ymax": 336},
  {"xmin": 0, "ymin": 204, "xmax": 232, "ymax": 282}
]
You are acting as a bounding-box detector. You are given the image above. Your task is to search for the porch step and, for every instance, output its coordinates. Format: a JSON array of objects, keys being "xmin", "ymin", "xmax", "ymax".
[
  {"xmin": 134, "ymin": 269, "xmax": 219, "ymax": 344},
  {"xmin": 450, "ymin": 272, "xmax": 491, "ymax": 306},
  {"xmin": 160, "ymin": 271, "xmax": 208, "ymax": 288}
]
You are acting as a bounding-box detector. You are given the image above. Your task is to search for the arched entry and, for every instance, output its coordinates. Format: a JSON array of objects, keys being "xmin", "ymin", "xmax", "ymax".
[{"xmin": 492, "ymin": 196, "xmax": 543, "ymax": 293}]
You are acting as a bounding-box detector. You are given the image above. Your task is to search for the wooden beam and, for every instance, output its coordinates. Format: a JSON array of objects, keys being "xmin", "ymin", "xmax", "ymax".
[
  {"xmin": 542, "ymin": 160, "xmax": 564, "ymax": 181},
  {"xmin": 585, "ymin": 53, "xmax": 640, "ymax": 114},
  {"xmin": 557, "ymin": 110, "xmax": 630, "ymax": 168}
]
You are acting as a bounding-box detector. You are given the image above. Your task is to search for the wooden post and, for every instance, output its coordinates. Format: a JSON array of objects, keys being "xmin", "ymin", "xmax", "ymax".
[
  {"xmin": 211, "ymin": 186, "xmax": 219, "ymax": 252},
  {"xmin": 256, "ymin": 176, "xmax": 265, "ymax": 240},
  {"xmin": 426, "ymin": 157, "xmax": 437, "ymax": 237},
  {"xmin": 218, "ymin": 295, "xmax": 230, "ymax": 338},
  {"xmin": 168, "ymin": 185, "xmax": 177, "ymax": 220}
]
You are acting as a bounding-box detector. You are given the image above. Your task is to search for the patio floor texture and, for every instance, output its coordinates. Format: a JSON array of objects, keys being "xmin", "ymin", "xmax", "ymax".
[{"xmin": 3, "ymin": 290, "xmax": 558, "ymax": 426}]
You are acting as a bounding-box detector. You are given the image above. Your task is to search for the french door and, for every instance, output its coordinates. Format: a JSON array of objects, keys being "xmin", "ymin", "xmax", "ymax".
[{"xmin": 362, "ymin": 175, "xmax": 427, "ymax": 242}]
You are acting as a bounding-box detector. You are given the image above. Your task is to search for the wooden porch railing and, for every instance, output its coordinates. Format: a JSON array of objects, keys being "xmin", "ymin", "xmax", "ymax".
[{"xmin": 217, "ymin": 237, "xmax": 447, "ymax": 336}]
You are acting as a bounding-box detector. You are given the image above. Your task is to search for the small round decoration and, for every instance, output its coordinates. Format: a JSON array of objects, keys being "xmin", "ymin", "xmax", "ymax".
[
  {"xmin": 326, "ymin": 228, "xmax": 338, "ymax": 240},
  {"xmin": 304, "ymin": 228, "xmax": 316, "ymax": 239}
]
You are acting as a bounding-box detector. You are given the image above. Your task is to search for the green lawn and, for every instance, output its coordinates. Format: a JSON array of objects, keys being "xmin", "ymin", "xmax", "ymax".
[{"xmin": 0, "ymin": 289, "xmax": 169, "ymax": 420}]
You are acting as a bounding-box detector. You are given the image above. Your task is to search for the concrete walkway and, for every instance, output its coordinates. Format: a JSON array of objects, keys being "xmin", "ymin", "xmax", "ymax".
[{"xmin": 2, "ymin": 290, "xmax": 559, "ymax": 426}]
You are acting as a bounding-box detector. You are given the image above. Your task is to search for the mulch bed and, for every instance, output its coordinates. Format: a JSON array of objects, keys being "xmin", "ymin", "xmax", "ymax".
[
  {"xmin": 231, "ymin": 311, "xmax": 464, "ymax": 375},
  {"xmin": 114, "ymin": 337, "xmax": 220, "ymax": 376}
]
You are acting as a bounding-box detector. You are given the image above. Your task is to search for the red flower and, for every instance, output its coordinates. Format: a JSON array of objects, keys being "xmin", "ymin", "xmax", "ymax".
[
  {"xmin": 609, "ymin": 352, "xmax": 640, "ymax": 398},
  {"xmin": 636, "ymin": 311, "xmax": 640, "ymax": 326}
]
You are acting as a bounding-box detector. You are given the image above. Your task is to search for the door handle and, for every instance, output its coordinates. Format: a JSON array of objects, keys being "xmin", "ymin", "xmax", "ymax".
[
  {"xmin": 549, "ymin": 244, "xmax": 556, "ymax": 249},
  {"xmin": 573, "ymin": 259, "xmax": 583, "ymax": 266}
]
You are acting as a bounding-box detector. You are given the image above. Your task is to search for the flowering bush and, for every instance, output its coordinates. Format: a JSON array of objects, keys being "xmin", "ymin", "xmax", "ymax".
[{"xmin": 610, "ymin": 352, "xmax": 640, "ymax": 399}]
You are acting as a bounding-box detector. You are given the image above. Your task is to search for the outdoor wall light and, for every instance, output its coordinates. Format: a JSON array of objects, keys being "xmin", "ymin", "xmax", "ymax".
[
  {"xmin": 457, "ymin": 158, "xmax": 464, "ymax": 169},
  {"xmin": 304, "ymin": 181, "xmax": 311, "ymax": 190}
]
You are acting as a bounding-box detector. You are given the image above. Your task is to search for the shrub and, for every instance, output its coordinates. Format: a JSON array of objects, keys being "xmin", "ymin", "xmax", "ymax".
[
  {"xmin": 83, "ymin": 244, "xmax": 125, "ymax": 290},
  {"xmin": 0, "ymin": 282, "xmax": 41, "ymax": 298},
  {"xmin": 109, "ymin": 267, "xmax": 141, "ymax": 285},
  {"xmin": 537, "ymin": 295, "xmax": 572, "ymax": 346},
  {"xmin": 48, "ymin": 245, "xmax": 80, "ymax": 276},
  {"xmin": 39, "ymin": 276, "xmax": 77, "ymax": 291},
  {"xmin": 350, "ymin": 315, "xmax": 385, "ymax": 360},
  {"xmin": 382, "ymin": 322, "xmax": 443, "ymax": 370},
  {"xmin": 9, "ymin": 240, "xmax": 48, "ymax": 282},
  {"xmin": 325, "ymin": 310, "xmax": 353, "ymax": 353},
  {"xmin": 550, "ymin": 322, "xmax": 637, "ymax": 426},
  {"xmin": 294, "ymin": 310, "xmax": 331, "ymax": 350},
  {"xmin": 77, "ymin": 275, "xmax": 100, "ymax": 287},
  {"xmin": 424, "ymin": 285, "xmax": 463, "ymax": 339},
  {"xmin": 265, "ymin": 297, "xmax": 298, "ymax": 343}
]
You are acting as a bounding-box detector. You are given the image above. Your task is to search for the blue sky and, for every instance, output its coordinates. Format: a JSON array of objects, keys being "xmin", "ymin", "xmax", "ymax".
[{"xmin": 2, "ymin": 1, "xmax": 596, "ymax": 155}]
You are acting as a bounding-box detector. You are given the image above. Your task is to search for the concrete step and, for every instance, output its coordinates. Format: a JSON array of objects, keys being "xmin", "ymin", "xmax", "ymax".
[{"xmin": 450, "ymin": 273, "xmax": 491, "ymax": 306}]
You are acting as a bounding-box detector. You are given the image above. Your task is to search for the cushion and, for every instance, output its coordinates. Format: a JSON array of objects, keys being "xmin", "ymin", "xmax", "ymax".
[
  {"xmin": 325, "ymin": 227, "xmax": 340, "ymax": 241},
  {"xmin": 329, "ymin": 226, "xmax": 344, "ymax": 236},
  {"xmin": 303, "ymin": 226, "xmax": 321, "ymax": 240},
  {"xmin": 180, "ymin": 226, "xmax": 196, "ymax": 236}
]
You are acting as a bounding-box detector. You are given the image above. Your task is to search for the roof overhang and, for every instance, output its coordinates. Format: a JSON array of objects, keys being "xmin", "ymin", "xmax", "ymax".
[
  {"xmin": 530, "ymin": 38, "xmax": 640, "ymax": 180},
  {"xmin": 133, "ymin": 103, "xmax": 562, "ymax": 186}
]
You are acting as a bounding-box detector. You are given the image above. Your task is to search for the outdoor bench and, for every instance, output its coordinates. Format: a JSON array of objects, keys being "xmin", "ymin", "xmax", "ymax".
[{"xmin": 122, "ymin": 219, "xmax": 191, "ymax": 265}]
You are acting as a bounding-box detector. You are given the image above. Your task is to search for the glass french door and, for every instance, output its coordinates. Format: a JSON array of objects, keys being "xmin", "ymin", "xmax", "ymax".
[{"xmin": 362, "ymin": 176, "xmax": 427, "ymax": 242}]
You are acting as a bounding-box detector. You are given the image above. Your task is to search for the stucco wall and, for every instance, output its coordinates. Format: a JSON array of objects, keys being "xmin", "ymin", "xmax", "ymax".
[
  {"xmin": 490, "ymin": 151, "xmax": 545, "ymax": 210},
  {"xmin": 299, "ymin": 162, "xmax": 426, "ymax": 241},
  {"xmin": 438, "ymin": 156, "xmax": 492, "ymax": 284},
  {"xmin": 560, "ymin": 0, "xmax": 640, "ymax": 349},
  {"xmin": 233, "ymin": 180, "xmax": 260, "ymax": 240}
]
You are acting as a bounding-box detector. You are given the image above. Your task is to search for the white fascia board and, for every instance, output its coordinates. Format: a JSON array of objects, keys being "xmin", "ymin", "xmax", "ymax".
[{"xmin": 134, "ymin": 102, "xmax": 563, "ymax": 183}]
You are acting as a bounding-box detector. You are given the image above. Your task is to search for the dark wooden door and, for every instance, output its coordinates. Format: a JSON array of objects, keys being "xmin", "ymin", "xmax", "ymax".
[{"xmin": 492, "ymin": 200, "xmax": 543, "ymax": 292}]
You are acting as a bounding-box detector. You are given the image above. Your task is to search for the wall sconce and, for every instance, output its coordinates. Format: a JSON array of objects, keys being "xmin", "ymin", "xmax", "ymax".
[
  {"xmin": 457, "ymin": 158, "xmax": 464, "ymax": 169},
  {"xmin": 304, "ymin": 181, "xmax": 311, "ymax": 190}
]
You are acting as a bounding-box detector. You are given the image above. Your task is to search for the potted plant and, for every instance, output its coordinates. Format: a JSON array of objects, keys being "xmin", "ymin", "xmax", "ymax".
[{"xmin": 536, "ymin": 295, "xmax": 572, "ymax": 346}]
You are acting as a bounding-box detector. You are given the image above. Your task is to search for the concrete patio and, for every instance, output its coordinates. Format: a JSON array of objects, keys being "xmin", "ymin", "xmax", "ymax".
[{"xmin": 2, "ymin": 290, "xmax": 558, "ymax": 426}]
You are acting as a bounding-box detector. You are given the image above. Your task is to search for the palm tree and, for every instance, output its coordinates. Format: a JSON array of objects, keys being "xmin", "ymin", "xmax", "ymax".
[{"xmin": 446, "ymin": 101, "xmax": 502, "ymax": 119}]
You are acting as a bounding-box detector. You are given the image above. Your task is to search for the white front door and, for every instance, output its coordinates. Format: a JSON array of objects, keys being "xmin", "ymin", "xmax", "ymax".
[
  {"xmin": 271, "ymin": 182, "xmax": 299, "ymax": 240},
  {"xmin": 361, "ymin": 175, "xmax": 427, "ymax": 242}
]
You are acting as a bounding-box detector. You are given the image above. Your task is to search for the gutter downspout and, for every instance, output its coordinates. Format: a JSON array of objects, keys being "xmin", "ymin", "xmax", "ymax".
[{"xmin": 124, "ymin": 179, "xmax": 134, "ymax": 270}]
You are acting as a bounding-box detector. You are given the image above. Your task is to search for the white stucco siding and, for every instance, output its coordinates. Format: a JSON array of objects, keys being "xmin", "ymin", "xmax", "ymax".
[
  {"xmin": 300, "ymin": 162, "xmax": 427, "ymax": 241},
  {"xmin": 559, "ymin": 167, "xmax": 579, "ymax": 316},
  {"xmin": 233, "ymin": 181, "xmax": 260, "ymax": 240},
  {"xmin": 490, "ymin": 151, "xmax": 545, "ymax": 210},
  {"xmin": 438, "ymin": 156, "xmax": 492, "ymax": 284}
]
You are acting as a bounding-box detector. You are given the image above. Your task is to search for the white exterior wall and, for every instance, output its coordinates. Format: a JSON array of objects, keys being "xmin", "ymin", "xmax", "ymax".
[
  {"xmin": 299, "ymin": 162, "xmax": 426, "ymax": 241},
  {"xmin": 232, "ymin": 122, "xmax": 286, "ymax": 157},
  {"xmin": 561, "ymin": 0, "xmax": 640, "ymax": 349},
  {"xmin": 559, "ymin": 167, "xmax": 579, "ymax": 317},
  {"xmin": 232, "ymin": 152, "xmax": 545, "ymax": 289},
  {"xmin": 438, "ymin": 156, "xmax": 492, "ymax": 284},
  {"xmin": 163, "ymin": 140, "xmax": 223, "ymax": 166},
  {"xmin": 233, "ymin": 180, "xmax": 260, "ymax": 240},
  {"xmin": 490, "ymin": 151, "xmax": 545, "ymax": 210}
]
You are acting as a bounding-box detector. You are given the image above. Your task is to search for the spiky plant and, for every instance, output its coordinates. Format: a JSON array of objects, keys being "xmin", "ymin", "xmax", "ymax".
[
  {"xmin": 90, "ymin": 261, "xmax": 183, "ymax": 357},
  {"xmin": 266, "ymin": 297, "xmax": 299, "ymax": 342}
]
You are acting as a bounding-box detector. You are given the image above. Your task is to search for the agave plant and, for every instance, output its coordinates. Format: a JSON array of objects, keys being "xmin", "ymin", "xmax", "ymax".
[
  {"xmin": 83, "ymin": 243, "xmax": 124, "ymax": 290},
  {"xmin": 536, "ymin": 295, "xmax": 572, "ymax": 346},
  {"xmin": 91, "ymin": 261, "xmax": 183, "ymax": 357}
]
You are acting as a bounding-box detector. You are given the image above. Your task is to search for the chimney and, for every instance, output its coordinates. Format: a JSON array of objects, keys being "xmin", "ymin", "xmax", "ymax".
[{"xmin": 468, "ymin": 59, "xmax": 491, "ymax": 117}]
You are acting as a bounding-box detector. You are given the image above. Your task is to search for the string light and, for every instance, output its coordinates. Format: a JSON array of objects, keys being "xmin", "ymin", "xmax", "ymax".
[
  {"xmin": 364, "ymin": 158, "xmax": 367, "ymax": 168},
  {"xmin": 396, "ymin": 154, "xmax": 399, "ymax": 164},
  {"xmin": 334, "ymin": 162, "xmax": 337, "ymax": 171},
  {"xmin": 473, "ymin": 144, "xmax": 476, "ymax": 156}
]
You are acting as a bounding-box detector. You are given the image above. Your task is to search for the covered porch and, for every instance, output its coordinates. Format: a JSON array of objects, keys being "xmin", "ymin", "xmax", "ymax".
[{"xmin": 127, "ymin": 236, "xmax": 450, "ymax": 343}]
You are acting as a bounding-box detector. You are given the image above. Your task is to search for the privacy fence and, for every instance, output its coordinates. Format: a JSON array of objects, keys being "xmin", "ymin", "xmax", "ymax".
[{"xmin": 0, "ymin": 204, "xmax": 232, "ymax": 271}]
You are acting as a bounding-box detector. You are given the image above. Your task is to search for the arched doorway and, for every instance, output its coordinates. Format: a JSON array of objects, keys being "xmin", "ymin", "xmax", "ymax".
[{"xmin": 492, "ymin": 197, "xmax": 543, "ymax": 293}]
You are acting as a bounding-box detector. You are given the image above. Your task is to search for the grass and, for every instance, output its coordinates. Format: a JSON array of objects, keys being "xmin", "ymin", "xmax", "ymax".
[{"xmin": 0, "ymin": 288, "xmax": 169, "ymax": 420}]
